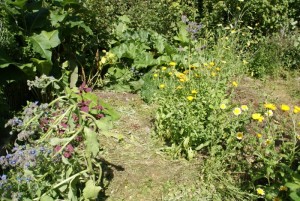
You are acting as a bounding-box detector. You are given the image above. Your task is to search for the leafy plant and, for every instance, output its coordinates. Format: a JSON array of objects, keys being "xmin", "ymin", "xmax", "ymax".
[{"xmin": 1, "ymin": 82, "xmax": 119, "ymax": 200}]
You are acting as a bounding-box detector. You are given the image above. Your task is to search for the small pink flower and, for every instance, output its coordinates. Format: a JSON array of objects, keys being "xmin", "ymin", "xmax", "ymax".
[
  {"xmin": 65, "ymin": 144, "xmax": 74, "ymax": 153},
  {"xmin": 80, "ymin": 106, "xmax": 89, "ymax": 112},
  {"xmin": 54, "ymin": 145, "xmax": 62, "ymax": 153},
  {"xmin": 60, "ymin": 122, "xmax": 68, "ymax": 128},
  {"xmin": 96, "ymin": 113, "xmax": 105, "ymax": 119},
  {"xmin": 79, "ymin": 82, "xmax": 92, "ymax": 93},
  {"xmin": 63, "ymin": 152, "xmax": 72, "ymax": 158}
]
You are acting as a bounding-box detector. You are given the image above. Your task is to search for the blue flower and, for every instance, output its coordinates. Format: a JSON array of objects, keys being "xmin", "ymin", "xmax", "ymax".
[
  {"xmin": 25, "ymin": 177, "xmax": 31, "ymax": 182},
  {"xmin": 29, "ymin": 149, "xmax": 37, "ymax": 155},
  {"xmin": 1, "ymin": 175, "xmax": 7, "ymax": 180},
  {"xmin": 5, "ymin": 154, "xmax": 12, "ymax": 159}
]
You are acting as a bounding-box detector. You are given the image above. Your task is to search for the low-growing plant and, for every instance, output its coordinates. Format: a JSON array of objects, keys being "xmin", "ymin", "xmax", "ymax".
[{"xmin": 1, "ymin": 80, "xmax": 119, "ymax": 200}]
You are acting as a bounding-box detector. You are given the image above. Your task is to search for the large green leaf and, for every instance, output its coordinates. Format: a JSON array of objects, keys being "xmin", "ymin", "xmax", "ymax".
[
  {"xmin": 31, "ymin": 58, "xmax": 52, "ymax": 75},
  {"xmin": 7, "ymin": 0, "xmax": 27, "ymax": 8},
  {"xmin": 133, "ymin": 52, "xmax": 156, "ymax": 69},
  {"xmin": 29, "ymin": 30, "xmax": 61, "ymax": 61},
  {"xmin": 84, "ymin": 127, "xmax": 100, "ymax": 157},
  {"xmin": 68, "ymin": 21, "xmax": 93, "ymax": 35},
  {"xmin": 82, "ymin": 180, "xmax": 101, "ymax": 200},
  {"xmin": 50, "ymin": 10, "xmax": 67, "ymax": 27}
]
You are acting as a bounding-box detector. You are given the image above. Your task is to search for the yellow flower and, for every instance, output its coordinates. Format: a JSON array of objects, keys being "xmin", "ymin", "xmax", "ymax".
[
  {"xmin": 169, "ymin": 61, "xmax": 176, "ymax": 66},
  {"xmin": 168, "ymin": 72, "xmax": 173, "ymax": 76},
  {"xmin": 293, "ymin": 106, "xmax": 300, "ymax": 114},
  {"xmin": 256, "ymin": 188, "xmax": 265, "ymax": 196},
  {"xmin": 161, "ymin": 66, "xmax": 167, "ymax": 71},
  {"xmin": 264, "ymin": 103, "xmax": 277, "ymax": 110},
  {"xmin": 183, "ymin": 70, "xmax": 189, "ymax": 74},
  {"xmin": 252, "ymin": 113, "xmax": 264, "ymax": 122},
  {"xmin": 236, "ymin": 132, "xmax": 243, "ymax": 140},
  {"xmin": 279, "ymin": 185, "xmax": 288, "ymax": 191},
  {"xmin": 107, "ymin": 52, "xmax": 115, "ymax": 58},
  {"xmin": 191, "ymin": 90, "xmax": 197, "ymax": 94},
  {"xmin": 159, "ymin": 84, "xmax": 165, "ymax": 89},
  {"xmin": 179, "ymin": 78, "xmax": 186, "ymax": 82},
  {"xmin": 241, "ymin": 105, "xmax": 248, "ymax": 111},
  {"xmin": 256, "ymin": 133, "xmax": 262, "ymax": 138},
  {"xmin": 265, "ymin": 139, "xmax": 271, "ymax": 145},
  {"xmin": 231, "ymin": 29, "xmax": 237, "ymax": 34},
  {"xmin": 153, "ymin": 73, "xmax": 158, "ymax": 78},
  {"xmin": 187, "ymin": 96, "xmax": 194, "ymax": 101},
  {"xmin": 176, "ymin": 86, "xmax": 183, "ymax": 90},
  {"xmin": 297, "ymin": 135, "xmax": 300, "ymax": 140},
  {"xmin": 232, "ymin": 81, "xmax": 238, "ymax": 87},
  {"xmin": 265, "ymin": 110, "xmax": 273, "ymax": 117},
  {"xmin": 243, "ymin": 60, "xmax": 249, "ymax": 65},
  {"xmin": 216, "ymin": 67, "xmax": 221, "ymax": 71},
  {"xmin": 209, "ymin": 61, "xmax": 215, "ymax": 66},
  {"xmin": 211, "ymin": 72, "xmax": 217, "ymax": 77},
  {"xmin": 100, "ymin": 57, "xmax": 106, "ymax": 64},
  {"xmin": 281, "ymin": 104, "xmax": 290, "ymax": 111},
  {"xmin": 220, "ymin": 103, "xmax": 227, "ymax": 110},
  {"xmin": 176, "ymin": 72, "xmax": 186, "ymax": 79},
  {"xmin": 233, "ymin": 107, "xmax": 242, "ymax": 116}
]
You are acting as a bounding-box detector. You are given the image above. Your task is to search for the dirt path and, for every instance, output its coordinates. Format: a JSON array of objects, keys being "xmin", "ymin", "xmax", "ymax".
[{"xmin": 96, "ymin": 91, "xmax": 201, "ymax": 201}]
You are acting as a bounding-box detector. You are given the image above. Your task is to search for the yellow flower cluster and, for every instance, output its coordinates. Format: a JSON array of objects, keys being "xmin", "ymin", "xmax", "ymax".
[
  {"xmin": 175, "ymin": 72, "xmax": 188, "ymax": 82},
  {"xmin": 252, "ymin": 113, "xmax": 264, "ymax": 122},
  {"xmin": 264, "ymin": 103, "xmax": 300, "ymax": 113}
]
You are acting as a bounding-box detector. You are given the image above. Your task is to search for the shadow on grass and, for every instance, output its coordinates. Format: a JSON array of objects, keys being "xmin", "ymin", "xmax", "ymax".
[{"xmin": 98, "ymin": 158, "xmax": 125, "ymax": 200}]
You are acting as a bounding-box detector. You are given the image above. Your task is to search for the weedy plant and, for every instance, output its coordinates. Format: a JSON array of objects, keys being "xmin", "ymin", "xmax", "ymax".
[
  {"xmin": 1, "ymin": 77, "xmax": 119, "ymax": 200},
  {"xmin": 141, "ymin": 16, "xmax": 300, "ymax": 201},
  {"xmin": 141, "ymin": 16, "xmax": 247, "ymax": 158}
]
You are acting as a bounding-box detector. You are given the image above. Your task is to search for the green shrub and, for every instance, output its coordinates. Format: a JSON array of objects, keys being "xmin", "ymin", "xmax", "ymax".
[
  {"xmin": 199, "ymin": 0, "xmax": 293, "ymax": 36},
  {"xmin": 84, "ymin": 0, "xmax": 198, "ymax": 41},
  {"xmin": 248, "ymin": 37, "xmax": 283, "ymax": 77}
]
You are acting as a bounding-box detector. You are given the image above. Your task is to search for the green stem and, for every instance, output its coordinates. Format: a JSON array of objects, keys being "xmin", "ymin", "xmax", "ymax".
[
  {"xmin": 34, "ymin": 169, "xmax": 88, "ymax": 200},
  {"xmin": 39, "ymin": 104, "xmax": 76, "ymax": 142}
]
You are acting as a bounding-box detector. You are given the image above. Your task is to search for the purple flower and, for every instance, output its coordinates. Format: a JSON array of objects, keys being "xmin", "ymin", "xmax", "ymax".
[
  {"xmin": 1, "ymin": 175, "xmax": 7, "ymax": 181},
  {"xmin": 54, "ymin": 145, "xmax": 62, "ymax": 153},
  {"xmin": 63, "ymin": 152, "xmax": 72, "ymax": 158},
  {"xmin": 79, "ymin": 82, "xmax": 92, "ymax": 93},
  {"xmin": 78, "ymin": 100, "xmax": 91, "ymax": 113},
  {"xmin": 80, "ymin": 106, "xmax": 89, "ymax": 113},
  {"xmin": 65, "ymin": 144, "xmax": 74, "ymax": 153},
  {"xmin": 96, "ymin": 113, "xmax": 105, "ymax": 119}
]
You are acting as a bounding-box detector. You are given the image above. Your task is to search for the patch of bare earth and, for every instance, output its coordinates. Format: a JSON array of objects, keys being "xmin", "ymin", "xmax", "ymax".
[
  {"xmin": 95, "ymin": 91, "xmax": 201, "ymax": 201},
  {"xmin": 234, "ymin": 75, "xmax": 300, "ymax": 106}
]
